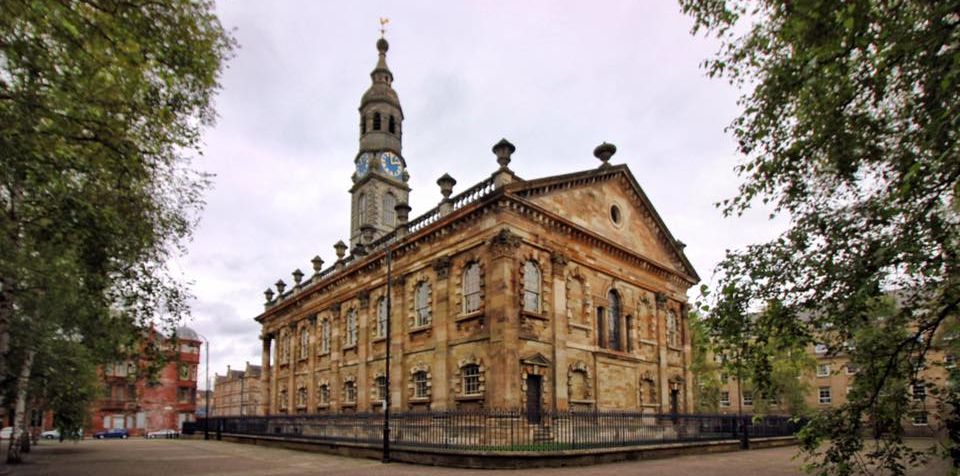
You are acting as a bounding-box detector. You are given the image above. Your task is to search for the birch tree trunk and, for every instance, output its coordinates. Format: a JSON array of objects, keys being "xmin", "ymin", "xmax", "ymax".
[{"xmin": 7, "ymin": 349, "xmax": 35, "ymax": 464}]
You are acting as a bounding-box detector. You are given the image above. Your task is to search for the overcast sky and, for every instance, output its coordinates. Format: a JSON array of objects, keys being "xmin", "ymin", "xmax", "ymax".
[{"xmin": 181, "ymin": 1, "xmax": 785, "ymax": 389}]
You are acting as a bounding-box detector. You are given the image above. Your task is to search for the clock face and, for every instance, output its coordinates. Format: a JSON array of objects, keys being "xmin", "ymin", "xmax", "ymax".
[
  {"xmin": 380, "ymin": 152, "xmax": 404, "ymax": 178},
  {"xmin": 356, "ymin": 153, "xmax": 371, "ymax": 176}
]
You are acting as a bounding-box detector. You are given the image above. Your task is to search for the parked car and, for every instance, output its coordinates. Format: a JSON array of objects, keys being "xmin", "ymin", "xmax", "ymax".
[
  {"xmin": 145, "ymin": 429, "xmax": 179, "ymax": 439},
  {"xmin": 40, "ymin": 429, "xmax": 60, "ymax": 440},
  {"xmin": 0, "ymin": 427, "xmax": 13, "ymax": 440},
  {"xmin": 93, "ymin": 428, "xmax": 129, "ymax": 439}
]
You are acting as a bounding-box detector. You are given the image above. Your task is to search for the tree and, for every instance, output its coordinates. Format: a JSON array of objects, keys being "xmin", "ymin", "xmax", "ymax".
[
  {"xmin": 0, "ymin": 0, "xmax": 234, "ymax": 463},
  {"xmin": 679, "ymin": 1, "xmax": 959, "ymax": 473}
]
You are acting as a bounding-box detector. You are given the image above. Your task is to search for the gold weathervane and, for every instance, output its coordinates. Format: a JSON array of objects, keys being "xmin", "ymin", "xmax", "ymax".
[{"xmin": 379, "ymin": 17, "xmax": 390, "ymax": 38}]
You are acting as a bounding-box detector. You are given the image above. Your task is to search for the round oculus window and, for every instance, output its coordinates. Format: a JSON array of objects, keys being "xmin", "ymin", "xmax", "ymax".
[{"xmin": 610, "ymin": 205, "xmax": 622, "ymax": 225}]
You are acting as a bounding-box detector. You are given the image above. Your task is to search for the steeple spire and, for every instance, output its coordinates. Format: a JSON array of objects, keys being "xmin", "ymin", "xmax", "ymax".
[{"xmin": 349, "ymin": 31, "xmax": 409, "ymax": 251}]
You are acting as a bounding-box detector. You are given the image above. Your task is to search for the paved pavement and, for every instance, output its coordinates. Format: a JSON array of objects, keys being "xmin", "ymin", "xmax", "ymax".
[{"xmin": 1, "ymin": 438, "xmax": 949, "ymax": 475}]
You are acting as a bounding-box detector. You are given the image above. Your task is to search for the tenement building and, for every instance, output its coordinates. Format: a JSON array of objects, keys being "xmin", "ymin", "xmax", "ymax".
[
  {"xmin": 255, "ymin": 37, "xmax": 700, "ymax": 416},
  {"xmin": 212, "ymin": 362, "xmax": 264, "ymax": 416},
  {"xmin": 92, "ymin": 326, "xmax": 200, "ymax": 435}
]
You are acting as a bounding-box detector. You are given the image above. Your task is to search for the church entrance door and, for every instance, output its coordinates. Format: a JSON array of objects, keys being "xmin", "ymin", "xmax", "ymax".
[{"xmin": 526, "ymin": 375, "xmax": 542, "ymax": 423}]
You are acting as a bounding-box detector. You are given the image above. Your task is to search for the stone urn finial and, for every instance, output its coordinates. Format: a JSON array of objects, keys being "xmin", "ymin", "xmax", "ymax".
[
  {"xmin": 292, "ymin": 268, "xmax": 304, "ymax": 286},
  {"xmin": 594, "ymin": 142, "xmax": 617, "ymax": 167},
  {"xmin": 275, "ymin": 279, "xmax": 287, "ymax": 296},
  {"xmin": 437, "ymin": 173, "xmax": 457, "ymax": 199},
  {"xmin": 395, "ymin": 202, "xmax": 411, "ymax": 225},
  {"xmin": 492, "ymin": 138, "xmax": 516, "ymax": 169},
  {"xmin": 334, "ymin": 240, "xmax": 348, "ymax": 260},
  {"xmin": 311, "ymin": 255, "xmax": 325, "ymax": 274},
  {"xmin": 264, "ymin": 288, "xmax": 275, "ymax": 303}
]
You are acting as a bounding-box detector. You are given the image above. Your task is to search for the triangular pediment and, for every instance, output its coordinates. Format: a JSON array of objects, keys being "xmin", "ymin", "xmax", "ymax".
[
  {"xmin": 521, "ymin": 353, "xmax": 551, "ymax": 367},
  {"xmin": 510, "ymin": 165, "xmax": 698, "ymax": 282}
]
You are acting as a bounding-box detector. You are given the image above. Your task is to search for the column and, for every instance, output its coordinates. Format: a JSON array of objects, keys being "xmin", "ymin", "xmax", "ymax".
[
  {"xmin": 260, "ymin": 334, "xmax": 272, "ymax": 415},
  {"xmin": 307, "ymin": 316, "xmax": 317, "ymax": 410},
  {"xmin": 681, "ymin": 303, "xmax": 694, "ymax": 412},
  {"xmin": 389, "ymin": 275, "xmax": 406, "ymax": 410},
  {"xmin": 287, "ymin": 324, "xmax": 296, "ymax": 413},
  {"xmin": 270, "ymin": 331, "xmax": 280, "ymax": 414},
  {"xmin": 329, "ymin": 304, "xmax": 342, "ymax": 411}
]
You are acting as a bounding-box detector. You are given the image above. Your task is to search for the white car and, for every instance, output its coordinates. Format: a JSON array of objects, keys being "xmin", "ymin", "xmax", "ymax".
[
  {"xmin": 40, "ymin": 429, "xmax": 60, "ymax": 440},
  {"xmin": 145, "ymin": 429, "xmax": 179, "ymax": 439},
  {"xmin": 0, "ymin": 427, "xmax": 27, "ymax": 440}
]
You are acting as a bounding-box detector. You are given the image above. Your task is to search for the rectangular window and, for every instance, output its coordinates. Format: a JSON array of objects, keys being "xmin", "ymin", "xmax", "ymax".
[
  {"xmin": 819, "ymin": 387, "xmax": 832, "ymax": 404},
  {"xmin": 817, "ymin": 364, "xmax": 830, "ymax": 377},
  {"xmin": 742, "ymin": 392, "xmax": 753, "ymax": 406},
  {"xmin": 912, "ymin": 411, "xmax": 928, "ymax": 426},
  {"xmin": 136, "ymin": 412, "xmax": 146, "ymax": 429},
  {"xmin": 720, "ymin": 391, "xmax": 730, "ymax": 407},
  {"xmin": 522, "ymin": 261, "xmax": 541, "ymax": 313},
  {"xmin": 846, "ymin": 364, "xmax": 858, "ymax": 375},
  {"xmin": 720, "ymin": 373, "xmax": 728, "ymax": 384},
  {"xmin": 463, "ymin": 365, "xmax": 481, "ymax": 395},
  {"xmin": 946, "ymin": 354, "xmax": 956, "ymax": 369},
  {"xmin": 913, "ymin": 383, "xmax": 926, "ymax": 401},
  {"xmin": 415, "ymin": 282, "xmax": 432, "ymax": 327},
  {"xmin": 414, "ymin": 372, "xmax": 428, "ymax": 398}
]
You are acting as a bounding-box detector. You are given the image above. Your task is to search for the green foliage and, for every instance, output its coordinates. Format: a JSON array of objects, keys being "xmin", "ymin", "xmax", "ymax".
[
  {"xmin": 0, "ymin": 0, "xmax": 234, "ymax": 459},
  {"xmin": 680, "ymin": 0, "xmax": 960, "ymax": 473},
  {"xmin": 690, "ymin": 311, "xmax": 723, "ymax": 413}
]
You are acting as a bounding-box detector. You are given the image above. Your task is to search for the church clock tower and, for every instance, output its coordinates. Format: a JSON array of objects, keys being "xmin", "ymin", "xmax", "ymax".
[{"xmin": 350, "ymin": 36, "xmax": 410, "ymax": 251}]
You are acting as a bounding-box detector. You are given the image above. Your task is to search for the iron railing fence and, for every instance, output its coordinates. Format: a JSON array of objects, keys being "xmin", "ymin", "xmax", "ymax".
[{"xmin": 185, "ymin": 410, "xmax": 801, "ymax": 452}]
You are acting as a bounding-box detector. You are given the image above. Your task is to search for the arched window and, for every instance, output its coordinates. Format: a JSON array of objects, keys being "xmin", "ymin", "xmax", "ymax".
[
  {"xmin": 567, "ymin": 278, "xmax": 585, "ymax": 323},
  {"xmin": 320, "ymin": 319, "xmax": 330, "ymax": 353},
  {"xmin": 596, "ymin": 306, "xmax": 606, "ymax": 348},
  {"xmin": 299, "ymin": 328, "xmax": 309, "ymax": 359},
  {"xmin": 373, "ymin": 112, "xmax": 382, "ymax": 130},
  {"xmin": 357, "ymin": 193, "xmax": 367, "ymax": 225},
  {"xmin": 344, "ymin": 381, "xmax": 357, "ymax": 403},
  {"xmin": 383, "ymin": 193, "xmax": 396, "ymax": 226},
  {"xmin": 413, "ymin": 371, "xmax": 428, "ymax": 398},
  {"xmin": 570, "ymin": 370, "xmax": 589, "ymax": 401},
  {"xmin": 415, "ymin": 281, "xmax": 431, "ymax": 327},
  {"xmin": 388, "ymin": 115, "xmax": 396, "ymax": 133},
  {"xmin": 522, "ymin": 261, "xmax": 541, "ymax": 313},
  {"xmin": 375, "ymin": 376, "xmax": 388, "ymax": 402},
  {"xmin": 462, "ymin": 364, "xmax": 481, "ymax": 395},
  {"xmin": 667, "ymin": 311, "xmax": 679, "ymax": 347},
  {"xmin": 296, "ymin": 386, "xmax": 307, "ymax": 407},
  {"xmin": 346, "ymin": 309, "xmax": 358, "ymax": 347},
  {"xmin": 318, "ymin": 384, "xmax": 330, "ymax": 405},
  {"xmin": 376, "ymin": 297, "xmax": 388, "ymax": 338},
  {"xmin": 608, "ymin": 290, "xmax": 622, "ymax": 351},
  {"xmin": 463, "ymin": 262, "xmax": 482, "ymax": 313}
]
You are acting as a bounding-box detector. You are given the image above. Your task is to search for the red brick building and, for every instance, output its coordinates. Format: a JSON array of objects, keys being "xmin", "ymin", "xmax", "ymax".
[{"xmin": 89, "ymin": 326, "xmax": 201, "ymax": 436}]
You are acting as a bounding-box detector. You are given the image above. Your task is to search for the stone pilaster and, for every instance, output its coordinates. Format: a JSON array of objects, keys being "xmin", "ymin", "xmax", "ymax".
[
  {"xmin": 287, "ymin": 324, "xmax": 296, "ymax": 413},
  {"xmin": 271, "ymin": 331, "xmax": 279, "ymax": 414},
  {"xmin": 655, "ymin": 293, "xmax": 669, "ymax": 412},
  {"xmin": 329, "ymin": 303, "xmax": 342, "ymax": 411},
  {"xmin": 389, "ymin": 275, "xmax": 406, "ymax": 410},
  {"xmin": 307, "ymin": 316, "xmax": 317, "ymax": 410},
  {"xmin": 486, "ymin": 228, "xmax": 521, "ymax": 408},
  {"xmin": 431, "ymin": 256, "xmax": 452, "ymax": 409},
  {"xmin": 681, "ymin": 302, "xmax": 694, "ymax": 412},
  {"xmin": 357, "ymin": 292, "xmax": 370, "ymax": 410},
  {"xmin": 550, "ymin": 251, "xmax": 568, "ymax": 410}
]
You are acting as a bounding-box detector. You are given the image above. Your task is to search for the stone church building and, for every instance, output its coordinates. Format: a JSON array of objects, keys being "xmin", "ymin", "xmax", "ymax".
[{"xmin": 255, "ymin": 37, "xmax": 699, "ymax": 417}]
